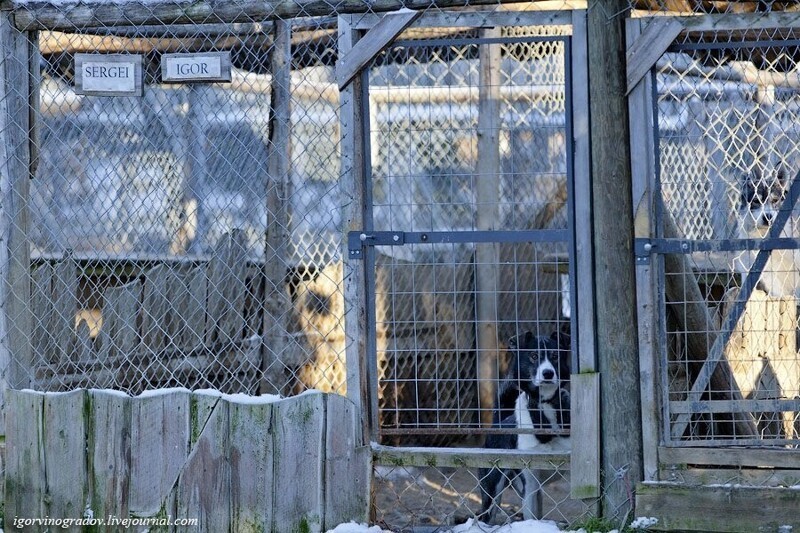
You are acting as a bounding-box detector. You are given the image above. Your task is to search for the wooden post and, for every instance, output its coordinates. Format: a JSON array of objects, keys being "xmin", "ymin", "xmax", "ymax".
[
  {"xmin": 587, "ymin": 0, "xmax": 643, "ymax": 520},
  {"xmin": 0, "ymin": 16, "xmax": 35, "ymax": 429},
  {"xmin": 261, "ymin": 19, "xmax": 292, "ymax": 395},
  {"xmin": 339, "ymin": 15, "xmax": 373, "ymax": 442},
  {"xmin": 475, "ymin": 27, "xmax": 501, "ymax": 431},
  {"xmin": 627, "ymin": 17, "xmax": 661, "ymax": 485}
]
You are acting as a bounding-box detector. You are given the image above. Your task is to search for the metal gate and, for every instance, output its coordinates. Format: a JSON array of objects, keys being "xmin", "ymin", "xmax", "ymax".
[
  {"xmin": 338, "ymin": 10, "xmax": 597, "ymax": 527},
  {"xmin": 352, "ymin": 30, "xmax": 578, "ymax": 446},
  {"xmin": 632, "ymin": 20, "xmax": 800, "ymax": 450}
]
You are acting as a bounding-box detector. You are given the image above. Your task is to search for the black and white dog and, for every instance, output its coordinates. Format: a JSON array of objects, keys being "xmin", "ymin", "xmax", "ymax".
[{"xmin": 477, "ymin": 330, "xmax": 571, "ymax": 524}]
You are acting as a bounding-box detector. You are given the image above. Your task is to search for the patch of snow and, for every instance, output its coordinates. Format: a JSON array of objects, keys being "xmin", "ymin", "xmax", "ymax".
[
  {"xmin": 629, "ymin": 517, "xmax": 658, "ymax": 530},
  {"xmin": 88, "ymin": 388, "xmax": 131, "ymax": 398},
  {"xmin": 137, "ymin": 387, "xmax": 191, "ymax": 398},
  {"xmin": 327, "ymin": 519, "xmax": 563, "ymax": 533},
  {"xmin": 221, "ymin": 392, "xmax": 282, "ymax": 404}
]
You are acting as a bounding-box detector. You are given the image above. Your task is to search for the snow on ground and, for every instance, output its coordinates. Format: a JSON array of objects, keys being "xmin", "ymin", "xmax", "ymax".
[{"xmin": 328, "ymin": 519, "xmax": 564, "ymax": 533}]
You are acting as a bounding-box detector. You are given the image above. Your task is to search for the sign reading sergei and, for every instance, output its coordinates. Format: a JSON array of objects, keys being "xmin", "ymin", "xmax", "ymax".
[{"xmin": 75, "ymin": 54, "xmax": 143, "ymax": 96}]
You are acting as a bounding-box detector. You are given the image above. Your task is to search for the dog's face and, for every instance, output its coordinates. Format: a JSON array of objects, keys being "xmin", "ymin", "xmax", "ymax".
[
  {"xmin": 739, "ymin": 169, "xmax": 789, "ymax": 238},
  {"xmin": 510, "ymin": 330, "xmax": 570, "ymax": 398}
]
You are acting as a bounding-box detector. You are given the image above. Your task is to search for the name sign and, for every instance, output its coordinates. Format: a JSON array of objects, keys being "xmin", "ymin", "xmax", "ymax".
[
  {"xmin": 75, "ymin": 54, "xmax": 142, "ymax": 96},
  {"xmin": 162, "ymin": 52, "xmax": 232, "ymax": 83}
]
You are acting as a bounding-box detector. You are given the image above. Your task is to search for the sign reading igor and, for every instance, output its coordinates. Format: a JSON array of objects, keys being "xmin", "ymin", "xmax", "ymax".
[{"xmin": 75, "ymin": 54, "xmax": 143, "ymax": 96}]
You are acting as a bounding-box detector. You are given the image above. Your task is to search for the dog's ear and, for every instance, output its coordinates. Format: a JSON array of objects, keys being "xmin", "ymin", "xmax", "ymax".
[{"xmin": 550, "ymin": 323, "xmax": 571, "ymax": 351}]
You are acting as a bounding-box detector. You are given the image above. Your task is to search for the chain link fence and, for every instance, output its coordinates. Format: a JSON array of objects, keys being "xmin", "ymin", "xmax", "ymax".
[{"xmin": 0, "ymin": 1, "xmax": 675, "ymax": 530}]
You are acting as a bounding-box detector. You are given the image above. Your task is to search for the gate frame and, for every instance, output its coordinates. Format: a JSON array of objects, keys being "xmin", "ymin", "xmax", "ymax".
[
  {"xmin": 340, "ymin": 7, "xmax": 600, "ymax": 503},
  {"xmin": 628, "ymin": 13, "xmax": 800, "ymax": 525}
]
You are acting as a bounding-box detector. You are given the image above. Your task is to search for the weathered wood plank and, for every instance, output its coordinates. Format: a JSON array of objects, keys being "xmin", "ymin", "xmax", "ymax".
[
  {"xmin": 371, "ymin": 443, "xmax": 569, "ymax": 470},
  {"xmin": 129, "ymin": 389, "xmax": 191, "ymax": 518},
  {"xmin": 228, "ymin": 395, "xmax": 278, "ymax": 531},
  {"xmin": 31, "ymin": 263, "xmax": 53, "ymax": 364},
  {"xmin": 570, "ymin": 372, "xmax": 600, "ymax": 499},
  {"xmin": 43, "ymin": 389, "xmax": 88, "ymax": 520},
  {"xmin": 350, "ymin": 9, "xmax": 572, "ymax": 29},
  {"xmin": 261, "ymin": 18, "xmax": 293, "ymax": 394},
  {"xmin": 627, "ymin": 15, "xmax": 661, "ymax": 483},
  {"xmin": 5, "ymin": 390, "xmax": 46, "ymax": 522},
  {"xmin": 205, "ymin": 231, "xmax": 247, "ymax": 345},
  {"xmin": 0, "ymin": 9, "xmax": 34, "ymax": 395},
  {"xmin": 336, "ymin": 8, "xmax": 421, "ymax": 89},
  {"xmin": 173, "ymin": 265, "xmax": 207, "ymax": 352},
  {"xmin": 339, "ymin": 13, "xmax": 369, "ymax": 439},
  {"xmin": 176, "ymin": 394, "xmax": 231, "ymax": 532},
  {"xmin": 142, "ymin": 263, "xmax": 171, "ymax": 353},
  {"xmin": 89, "ymin": 389, "xmax": 131, "ymax": 524},
  {"xmin": 636, "ymin": 482, "xmax": 800, "ymax": 532},
  {"xmin": 10, "ymin": 0, "xmax": 534, "ymax": 32},
  {"xmin": 475, "ymin": 26, "xmax": 501, "ymax": 432},
  {"xmin": 324, "ymin": 394, "xmax": 370, "ymax": 529},
  {"xmin": 98, "ymin": 280, "xmax": 142, "ymax": 363},
  {"xmin": 51, "ymin": 251, "xmax": 78, "ymax": 364},
  {"xmin": 658, "ymin": 445, "xmax": 800, "ymax": 469},
  {"xmin": 625, "ymin": 17, "xmax": 682, "ymax": 94},
  {"xmin": 272, "ymin": 392, "xmax": 326, "ymax": 532},
  {"xmin": 571, "ymin": 9, "xmax": 595, "ymax": 375}
]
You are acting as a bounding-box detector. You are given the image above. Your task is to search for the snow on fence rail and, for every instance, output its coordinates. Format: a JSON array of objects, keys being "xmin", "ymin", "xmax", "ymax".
[{"xmin": 5, "ymin": 388, "xmax": 370, "ymax": 532}]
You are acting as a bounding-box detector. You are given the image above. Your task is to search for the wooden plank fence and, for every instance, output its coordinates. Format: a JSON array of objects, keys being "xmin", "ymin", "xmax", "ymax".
[
  {"xmin": 31, "ymin": 230, "xmax": 271, "ymax": 393},
  {"xmin": 5, "ymin": 389, "xmax": 370, "ymax": 532}
]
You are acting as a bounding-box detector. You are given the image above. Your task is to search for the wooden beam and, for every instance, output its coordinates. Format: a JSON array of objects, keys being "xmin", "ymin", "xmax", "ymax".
[
  {"xmin": 627, "ymin": 16, "xmax": 661, "ymax": 484},
  {"xmin": 350, "ymin": 9, "xmax": 572, "ymax": 30},
  {"xmin": 658, "ymin": 445, "xmax": 800, "ymax": 469},
  {"xmin": 339, "ymin": 15, "xmax": 372, "ymax": 442},
  {"xmin": 9, "ymin": 0, "xmax": 526, "ymax": 32},
  {"xmin": 0, "ymin": 10, "xmax": 35, "ymax": 404},
  {"xmin": 336, "ymin": 9, "xmax": 420, "ymax": 89},
  {"xmin": 371, "ymin": 443, "xmax": 570, "ymax": 470},
  {"xmin": 475, "ymin": 26, "xmax": 501, "ymax": 433},
  {"xmin": 587, "ymin": 0, "xmax": 643, "ymax": 519},
  {"xmin": 625, "ymin": 17, "xmax": 682, "ymax": 95},
  {"xmin": 636, "ymin": 482, "xmax": 800, "ymax": 532}
]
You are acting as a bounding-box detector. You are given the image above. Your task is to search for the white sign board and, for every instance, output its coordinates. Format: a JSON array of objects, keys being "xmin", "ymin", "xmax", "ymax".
[
  {"xmin": 162, "ymin": 52, "xmax": 232, "ymax": 83},
  {"xmin": 75, "ymin": 54, "xmax": 142, "ymax": 96}
]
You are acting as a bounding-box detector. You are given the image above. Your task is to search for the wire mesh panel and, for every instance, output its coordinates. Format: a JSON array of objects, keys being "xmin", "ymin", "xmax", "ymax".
[
  {"xmin": 11, "ymin": 15, "xmax": 347, "ymax": 396},
  {"xmin": 651, "ymin": 34, "xmax": 800, "ymax": 446},
  {"xmin": 365, "ymin": 31, "xmax": 573, "ymax": 446}
]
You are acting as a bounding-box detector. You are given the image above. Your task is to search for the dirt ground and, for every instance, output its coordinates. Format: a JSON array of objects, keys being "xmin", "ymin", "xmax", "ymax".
[{"xmin": 371, "ymin": 465, "xmax": 592, "ymax": 532}]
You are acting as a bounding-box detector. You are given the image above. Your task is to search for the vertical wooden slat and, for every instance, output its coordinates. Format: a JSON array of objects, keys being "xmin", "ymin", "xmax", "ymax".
[
  {"xmin": 5, "ymin": 389, "xmax": 46, "ymax": 522},
  {"xmin": 339, "ymin": 14, "xmax": 370, "ymax": 438},
  {"xmin": 0, "ymin": 15, "xmax": 35, "ymax": 396},
  {"xmin": 129, "ymin": 389, "xmax": 191, "ymax": 518},
  {"xmin": 260, "ymin": 18, "xmax": 292, "ymax": 394},
  {"xmin": 272, "ymin": 392, "xmax": 325, "ymax": 532},
  {"xmin": 569, "ymin": 372, "xmax": 601, "ymax": 499},
  {"xmin": 627, "ymin": 16, "xmax": 662, "ymax": 484},
  {"xmin": 51, "ymin": 251, "xmax": 78, "ymax": 364},
  {"xmin": 43, "ymin": 389, "xmax": 88, "ymax": 520},
  {"xmin": 89, "ymin": 389, "xmax": 131, "ymax": 525},
  {"xmin": 228, "ymin": 396, "xmax": 275, "ymax": 531},
  {"xmin": 31, "ymin": 263, "xmax": 52, "ymax": 366},
  {"xmin": 206, "ymin": 230, "xmax": 248, "ymax": 345},
  {"xmin": 323, "ymin": 394, "xmax": 370, "ymax": 529},
  {"xmin": 142, "ymin": 264, "xmax": 171, "ymax": 353},
  {"xmin": 176, "ymin": 395, "xmax": 230, "ymax": 532},
  {"xmin": 475, "ymin": 26, "xmax": 501, "ymax": 432}
]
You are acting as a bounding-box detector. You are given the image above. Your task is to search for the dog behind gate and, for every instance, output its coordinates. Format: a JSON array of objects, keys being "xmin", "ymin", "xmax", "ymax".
[
  {"xmin": 736, "ymin": 166, "xmax": 800, "ymax": 299},
  {"xmin": 477, "ymin": 330, "xmax": 571, "ymax": 524}
]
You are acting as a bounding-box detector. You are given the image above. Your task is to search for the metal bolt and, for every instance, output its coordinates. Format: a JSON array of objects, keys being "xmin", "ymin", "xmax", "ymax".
[
  {"xmin": 360, "ymin": 233, "xmax": 367, "ymax": 242},
  {"xmin": 643, "ymin": 243, "xmax": 652, "ymax": 252},
  {"xmin": 681, "ymin": 242, "xmax": 688, "ymax": 251},
  {"xmin": 393, "ymin": 234, "xmax": 400, "ymax": 242}
]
